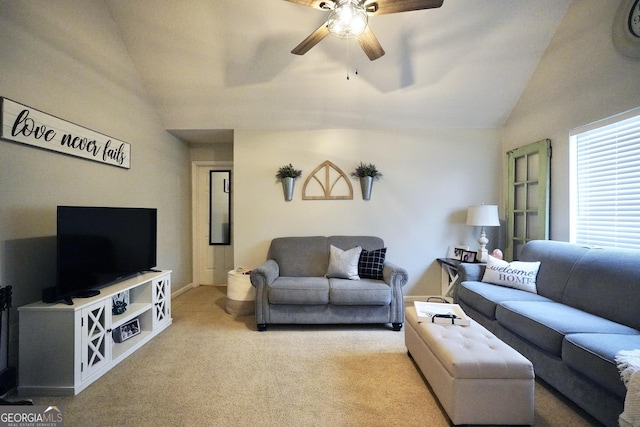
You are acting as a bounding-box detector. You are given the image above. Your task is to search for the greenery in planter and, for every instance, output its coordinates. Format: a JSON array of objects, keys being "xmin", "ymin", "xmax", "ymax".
[
  {"xmin": 351, "ymin": 162, "xmax": 382, "ymax": 180},
  {"xmin": 276, "ymin": 164, "xmax": 302, "ymax": 180}
]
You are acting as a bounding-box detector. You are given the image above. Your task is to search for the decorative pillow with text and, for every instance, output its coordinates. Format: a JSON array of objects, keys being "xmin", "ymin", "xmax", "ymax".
[
  {"xmin": 481, "ymin": 255, "xmax": 540, "ymax": 293},
  {"xmin": 326, "ymin": 245, "xmax": 362, "ymax": 280},
  {"xmin": 358, "ymin": 248, "xmax": 387, "ymax": 280}
]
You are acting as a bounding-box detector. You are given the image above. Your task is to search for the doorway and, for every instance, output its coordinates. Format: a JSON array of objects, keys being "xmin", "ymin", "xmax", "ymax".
[{"xmin": 192, "ymin": 161, "xmax": 234, "ymax": 286}]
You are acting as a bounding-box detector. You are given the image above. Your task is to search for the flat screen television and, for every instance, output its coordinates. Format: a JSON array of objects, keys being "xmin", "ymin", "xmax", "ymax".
[{"xmin": 51, "ymin": 206, "xmax": 157, "ymax": 304}]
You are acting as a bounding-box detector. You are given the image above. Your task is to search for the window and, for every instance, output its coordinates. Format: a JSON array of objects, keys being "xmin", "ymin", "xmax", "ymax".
[{"xmin": 570, "ymin": 107, "xmax": 640, "ymax": 249}]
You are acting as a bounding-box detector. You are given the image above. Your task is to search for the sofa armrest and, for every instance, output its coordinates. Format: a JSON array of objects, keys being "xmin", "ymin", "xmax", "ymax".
[
  {"xmin": 383, "ymin": 262, "xmax": 409, "ymax": 288},
  {"xmin": 250, "ymin": 259, "xmax": 280, "ymax": 289},
  {"xmin": 458, "ymin": 262, "xmax": 486, "ymax": 282}
]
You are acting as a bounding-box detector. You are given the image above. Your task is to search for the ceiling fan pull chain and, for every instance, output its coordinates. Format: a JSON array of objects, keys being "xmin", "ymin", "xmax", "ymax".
[
  {"xmin": 346, "ymin": 37, "xmax": 359, "ymax": 80},
  {"xmin": 354, "ymin": 40, "xmax": 359, "ymax": 76},
  {"xmin": 346, "ymin": 37, "xmax": 351, "ymax": 80}
]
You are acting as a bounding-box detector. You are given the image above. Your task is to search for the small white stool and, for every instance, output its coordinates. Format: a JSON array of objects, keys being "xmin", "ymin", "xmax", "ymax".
[
  {"xmin": 225, "ymin": 269, "xmax": 255, "ymax": 315},
  {"xmin": 405, "ymin": 306, "xmax": 535, "ymax": 425}
]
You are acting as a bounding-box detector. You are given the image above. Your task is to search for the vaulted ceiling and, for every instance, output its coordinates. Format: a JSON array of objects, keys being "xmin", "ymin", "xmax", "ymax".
[{"xmin": 104, "ymin": 0, "xmax": 571, "ymax": 143}]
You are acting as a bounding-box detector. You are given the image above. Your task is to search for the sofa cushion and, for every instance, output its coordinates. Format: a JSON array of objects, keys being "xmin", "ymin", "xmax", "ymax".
[
  {"xmin": 329, "ymin": 278, "xmax": 391, "ymax": 305},
  {"xmin": 268, "ymin": 236, "xmax": 328, "ymax": 277},
  {"xmin": 358, "ymin": 247, "xmax": 386, "ymax": 280},
  {"xmin": 268, "ymin": 277, "xmax": 329, "ymax": 304},
  {"xmin": 496, "ymin": 301, "xmax": 640, "ymax": 356},
  {"xmin": 482, "ymin": 256, "xmax": 540, "ymax": 293},
  {"xmin": 457, "ymin": 281, "xmax": 552, "ymax": 320},
  {"xmin": 326, "ymin": 245, "xmax": 362, "ymax": 280},
  {"xmin": 563, "ymin": 333, "xmax": 640, "ymax": 399},
  {"xmin": 561, "ymin": 248, "xmax": 640, "ymax": 331},
  {"xmin": 518, "ymin": 240, "xmax": 591, "ymax": 302}
]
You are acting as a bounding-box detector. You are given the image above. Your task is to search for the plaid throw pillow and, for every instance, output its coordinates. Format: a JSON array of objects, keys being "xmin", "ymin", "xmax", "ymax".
[{"xmin": 358, "ymin": 248, "xmax": 387, "ymax": 280}]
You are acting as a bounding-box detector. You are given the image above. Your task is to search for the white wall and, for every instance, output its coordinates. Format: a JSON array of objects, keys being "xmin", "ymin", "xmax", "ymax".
[
  {"xmin": 190, "ymin": 143, "xmax": 233, "ymax": 162},
  {"xmin": 502, "ymin": 0, "xmax": 640, "ymax": 240},
  {"xmin": 0, "ymin": 0, "xmax": 191, "ymax": 343},
  {"xmin": 234, "ymin": 129, "xmax": 502, "ymax": 297}
]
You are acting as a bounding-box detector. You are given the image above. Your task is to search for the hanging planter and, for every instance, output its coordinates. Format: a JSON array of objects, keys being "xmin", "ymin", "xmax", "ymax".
[
  {"xmin": 359, "ymin": 176, "xmax": 373, "ymax": 201},
  {"xmin": 276, "ymin": 163, "xmax": 302, "ymax": 202},
  {"xmin": 281, "ymin": 177, "xmax": 295, "ymax": 201},
  {"xmin": 351, "ymin": 162, "xmax": 382, "ymax": 201}
]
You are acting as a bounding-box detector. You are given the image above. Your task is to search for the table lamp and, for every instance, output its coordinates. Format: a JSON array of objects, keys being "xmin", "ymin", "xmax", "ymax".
[{"xmin": 466, "ymin": 204, "xmax": 500, "ymax": 262}]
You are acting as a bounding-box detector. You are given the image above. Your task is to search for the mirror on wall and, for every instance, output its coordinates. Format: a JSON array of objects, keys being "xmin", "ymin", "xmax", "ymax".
[{"xmin": 209, "ymin": 170, "xmax": 231, "ymax": 245}]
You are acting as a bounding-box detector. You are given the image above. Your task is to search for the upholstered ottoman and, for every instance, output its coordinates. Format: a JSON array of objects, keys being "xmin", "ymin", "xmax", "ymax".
[{"xmin": 405, "ymin": 307, "xmax": 535, "ymax": 425}]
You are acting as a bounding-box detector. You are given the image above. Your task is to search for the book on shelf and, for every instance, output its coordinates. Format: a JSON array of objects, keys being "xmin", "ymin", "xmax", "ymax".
[{"xmin": 414, "ymin": 301, "xmax": 471, "ymax": 326}]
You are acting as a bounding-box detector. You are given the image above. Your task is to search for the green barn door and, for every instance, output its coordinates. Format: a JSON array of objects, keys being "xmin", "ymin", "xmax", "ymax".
[{"xmin": 505, "ymin": 139, "xmax": 551, "ymax": 261}]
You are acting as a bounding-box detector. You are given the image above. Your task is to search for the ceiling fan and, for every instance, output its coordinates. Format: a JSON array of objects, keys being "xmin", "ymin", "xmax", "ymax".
[{"xmin": 285, "ymin": 0, "xmax": 444, "ymax": 61}]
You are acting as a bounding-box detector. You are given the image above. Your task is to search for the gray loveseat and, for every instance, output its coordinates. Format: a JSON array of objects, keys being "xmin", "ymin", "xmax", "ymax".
[
  {"xmin": 250, "ymin": 236, "xmax": 408, "ymax": 331},
  {"xmin": 456, "ymin": 240, "xmax": 640, "ymax": 427}
]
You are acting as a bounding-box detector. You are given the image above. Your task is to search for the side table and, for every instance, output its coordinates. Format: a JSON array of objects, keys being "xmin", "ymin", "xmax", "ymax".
[{"xmin": 436, "ymin": 258, "xmax": 485, "ymax": 300}]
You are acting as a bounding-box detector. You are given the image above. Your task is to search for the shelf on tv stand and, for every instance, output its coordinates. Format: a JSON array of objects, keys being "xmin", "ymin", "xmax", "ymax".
[{"xmin": 18, "ymin": 270, "xmax": 172, "ymax": 396}]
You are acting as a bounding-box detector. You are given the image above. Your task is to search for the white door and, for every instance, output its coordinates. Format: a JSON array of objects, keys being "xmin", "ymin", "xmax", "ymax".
[{"xmin": 192, "ymin": 162, "xmax": 234, "ymax": 285}]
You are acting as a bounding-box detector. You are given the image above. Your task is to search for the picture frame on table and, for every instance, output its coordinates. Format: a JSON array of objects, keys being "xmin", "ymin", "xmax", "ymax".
[
  {"xmin": 447, "ymin": 245, "xmax": 469, "ymax": 260},
  {"xmin": 461, "ymin": 250, "xmax": 478, "ymax": 263},
  {"xmin": 112, "ymin": 317, "xmax": 141, "ymax": 343}
]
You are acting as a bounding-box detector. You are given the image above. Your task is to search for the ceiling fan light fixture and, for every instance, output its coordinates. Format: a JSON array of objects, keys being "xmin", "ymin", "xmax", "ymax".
[{"xmin": 327, "ymin": 0, "xmax": 368, "ymax": 39}]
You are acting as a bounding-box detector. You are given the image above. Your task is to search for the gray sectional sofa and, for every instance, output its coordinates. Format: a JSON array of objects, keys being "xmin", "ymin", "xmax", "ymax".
[
  {"xmin": 250, "ymin": 236, "xmax": 408, "ymax": 331},
  {"xmin": 456, "ymin": 240, "xmax": 640, "ymax": 427}
]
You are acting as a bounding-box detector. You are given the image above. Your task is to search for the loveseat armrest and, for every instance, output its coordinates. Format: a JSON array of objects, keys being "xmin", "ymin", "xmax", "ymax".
[
  {"xmin": 250, "ymin": 259, "xmax": 280, "ymax": 330},
  {"xmin": 383, "ymin": 262, "xmax": 409, "ymax": 288},
  {"xmin": 457, "ymin": 262, "xmax": 486, "ymax": 283},
  {"xmin": 383, "ymin": 262, "xmax": 409, "ymax": 327},
  {"xmin": 250, "ymin": 259, "xmax": 280, "ymax": 289}
]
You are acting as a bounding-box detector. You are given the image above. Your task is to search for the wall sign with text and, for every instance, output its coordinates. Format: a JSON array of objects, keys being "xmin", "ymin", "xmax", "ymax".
[{"xmin": 1, "ymin": 97, "xmax": 130, "ymax": 169}]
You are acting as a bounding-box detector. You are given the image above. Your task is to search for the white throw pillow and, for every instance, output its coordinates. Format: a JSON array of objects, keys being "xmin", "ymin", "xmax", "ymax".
[
  {"xmin": 481, "ymin": 255, "xmax": 540, "ymax": 293},
  {"xmin": 326, "ymin": 245, "xmax": 362, "ymax": 280}
]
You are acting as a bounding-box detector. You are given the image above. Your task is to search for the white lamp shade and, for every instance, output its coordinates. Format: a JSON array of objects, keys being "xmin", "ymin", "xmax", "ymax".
[{"xmin": 466, "ymin": 205, "xmax": 500, "ymax": 227}]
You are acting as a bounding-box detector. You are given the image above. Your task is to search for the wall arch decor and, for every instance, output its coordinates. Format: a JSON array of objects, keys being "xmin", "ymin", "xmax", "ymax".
[{"xmin": 302, "ymin": 160, "xmax": 353, "ymax": 200}]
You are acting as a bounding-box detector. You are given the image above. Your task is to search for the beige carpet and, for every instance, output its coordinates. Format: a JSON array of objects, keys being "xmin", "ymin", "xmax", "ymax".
[{"xmin": 24, "ymin": 286, "xmax": 597, "ymax": 426}]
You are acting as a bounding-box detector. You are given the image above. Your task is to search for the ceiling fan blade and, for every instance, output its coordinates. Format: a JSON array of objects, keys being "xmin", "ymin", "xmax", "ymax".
[
  {"xmin": 291, "ymin": 23, "xmax": 331, "ymax": 55},
  {"xmin": 357, "ymin": 26, "xmax": 385, "ymax": 61},
  {"xmin": 365, "ymin": 0, "xmax": 444, "ymax": 16},
  {"xmin": 283, "ymin": 0, "xmax": 334, "ymax": 11}
]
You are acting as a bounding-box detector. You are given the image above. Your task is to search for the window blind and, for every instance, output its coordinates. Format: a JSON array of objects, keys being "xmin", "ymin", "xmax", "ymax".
[{"xmin": 570, "ymin": 109, "xmax": 640, "ymax": 249}]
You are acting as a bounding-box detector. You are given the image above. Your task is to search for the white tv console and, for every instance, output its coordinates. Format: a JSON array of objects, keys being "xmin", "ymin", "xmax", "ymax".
[{"xmin": 18, "ymin": 270, "xmax": 171, "ymax": 396}]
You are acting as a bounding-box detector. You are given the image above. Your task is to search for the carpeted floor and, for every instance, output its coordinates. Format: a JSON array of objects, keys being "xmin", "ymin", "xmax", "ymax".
[{"xmin": 23, "ymin": 286, "xmax": 598, "ymax": 426}]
